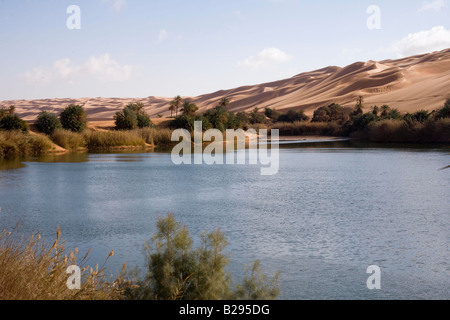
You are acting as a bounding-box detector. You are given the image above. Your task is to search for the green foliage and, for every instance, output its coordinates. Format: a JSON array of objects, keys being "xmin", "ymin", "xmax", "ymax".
[
  {"xmin": 35, "ymin": 111, "xmax": 61, "ymax": 135},
  {"xmin": 0, "ymin": 115, "xmax": 28, "ymax": 132},
  {"xmin": 60, "ymin": 105, "xmax": 87, "ymax": 133},
  {"xmin": 115, "ymin": 103, "xmax": 153, "ymax": 130},
  {"xmin": 264, "ymin": 107, "xmax": 279, "ymax": 121},
  {"xmin": 404, "ymin": 110, "xmax": 431, "ymax": 123},
  {"xmin": 169, "ymin": 114, "xmax": 196, "ymax": 131},
  {"xmin": 234, "ymin": 260, "xmax": 280, "ymax": 300},
  {"xmin": 249, "ymin": 108, "xmax": 267, "ymax": 125},
  {"xmin": 277, "ymin": 110, "xmax": 309, "ymax": 123},
  {"xmin": 385, "ymin": 108, "xmax": 402, "ymax": 120},
  {"xmin": 435, "ymin": 99, "xmax": 450, "ymax": 119},
  {"xmin": 170, "ymin": 96, "xmax": 183, "ymax": 117},
  {"xmin": 115, "ymin": 107, "xmax": 138, "ymax": 130},
  {"xmin": 128, "ymin": 214, "xmax": 280, "ymax": 301},
  {"xmin": 312, "ymin": 103, "xmax": 347, "ymax": 123},
  {"xmin": 351, "ymin": 112, "xmax": 379, "ymax": 132},
  {"xmin": 181, "ymin": 101, "xmax": 199, "ymax": 117}
]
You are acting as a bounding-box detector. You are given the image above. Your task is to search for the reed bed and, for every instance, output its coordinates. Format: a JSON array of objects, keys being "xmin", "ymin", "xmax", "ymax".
[
  {"xmin": 82, "ymin": 130, "xmax": 146, "ymax": 151},
  {"xmin": 51, "ymin": 129, "xmax": 86, "ymax": 151},
  {"xmin": 132, "ymin": 127, "xmax": 174, "ymax": 146},
  {"xmin": 0, "ymin": 131, "xmax": 53, "ymax": 160},
  {"xmin": 0, "ymin": 227, "xmax": 127, "ymax": 300}
]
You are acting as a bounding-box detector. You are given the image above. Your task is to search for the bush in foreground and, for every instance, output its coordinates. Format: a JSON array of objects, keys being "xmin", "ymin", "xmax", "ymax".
[
  {"xmin": 0, "ymin": 227, "xmax": 125, "ymax": 300},
  {"xmin": 125, "ymin": 214, "xmax": 280, "ymax": 300}
]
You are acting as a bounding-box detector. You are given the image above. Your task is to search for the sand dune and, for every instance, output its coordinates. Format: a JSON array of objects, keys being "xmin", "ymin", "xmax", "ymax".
[{"xmin": 2, "ymin": 48, "xmax": 450, "ymax": 122}]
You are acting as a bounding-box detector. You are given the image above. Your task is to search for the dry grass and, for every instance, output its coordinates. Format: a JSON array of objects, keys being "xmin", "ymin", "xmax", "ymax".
[
  {"xmin": 132, "ymin": 128, "xmax": 174, "ymax": 146},
  {"xmin": 82, "ymin": 130, "xmax": 146, "ymax": 150},
  {"xmin": 0, "ymin": 131, "xmax": 54, "ymax": 160},
  {"xmin": 51, "ymin": 129, "xmax": 86, "ymax": 151},
  {"xmin": 366, "ymin": 119, "xmax": 450, "ymax": 142},
  {"xmin": 0, "ymin": 226, "xmax": 129, "ymax": 300}
]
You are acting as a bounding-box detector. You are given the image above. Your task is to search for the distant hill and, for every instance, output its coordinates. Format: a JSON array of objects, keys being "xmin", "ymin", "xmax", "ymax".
[{"xmin": 3, "ymin": 48, "xmax": 450, "ymax": 122}]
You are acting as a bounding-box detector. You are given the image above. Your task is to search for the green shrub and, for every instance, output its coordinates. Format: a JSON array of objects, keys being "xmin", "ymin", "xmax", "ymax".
[
  {"xmin": 115, "ymin": 103, "xmax": 154, "ymax": 130},
  {"xmin": 115, "ymin": 107, "xmax": 138, "ymax": 130},
  {"xmin": 35, "ymin": 111, "xmax": 61, "ymax": 135},
  {"xmin": 60, "ymin": 105, "xmax": 87, "ymax": 133},
  {"xmin": 126, "ymin": 214, "xmax": 280, "ymax": 300},
  {"xmin": 137, "ymin": 114, "xmax": 154, "ymax": 128},
  {"xmin": 435, "ymin": 99, "xmax": 450, "ymax": 119},
  {"xmin": 312, "ymin": 103, "xmax": 347, "ymax": 123},
  {"xmin": 0, "ymin": 115, "xmax": 28, "ymax": 132},
  {"xmin": 272, "ymin": 121, "xmax": 345, "ymax": 136},
  {"xmin": 277, "ymin": 110, "xmax": 309, "ymax": 123}
]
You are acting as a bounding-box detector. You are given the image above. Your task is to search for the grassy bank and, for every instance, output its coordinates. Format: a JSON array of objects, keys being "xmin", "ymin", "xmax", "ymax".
[{"xmin": 0, "ymin": 131, "xmax": 55, "ymax": 160}]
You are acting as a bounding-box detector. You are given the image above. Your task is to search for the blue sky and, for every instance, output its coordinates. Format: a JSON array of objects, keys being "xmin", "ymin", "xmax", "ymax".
[{"xmin": 0, "ymin": 0, "xmax": 449, "ymax": 100}]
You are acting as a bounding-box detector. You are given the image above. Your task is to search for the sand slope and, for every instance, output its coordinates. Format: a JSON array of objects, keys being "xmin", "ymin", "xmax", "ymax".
[{"xmin": 2, "ymin": 48, "xmax": 450, "ymax": 121}]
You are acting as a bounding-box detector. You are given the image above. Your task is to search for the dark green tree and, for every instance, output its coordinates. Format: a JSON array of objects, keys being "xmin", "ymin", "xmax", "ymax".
[
  {"xmin": 0, "ymin": 115, "xmax": 28, "ymax": 132},
  {"xmin": 35, "ymin": 111, "xmax": 61, "ymax": 135},
  {"xmin": 60, "ymin": 104, "xmax": 87, "ymax": 132}
]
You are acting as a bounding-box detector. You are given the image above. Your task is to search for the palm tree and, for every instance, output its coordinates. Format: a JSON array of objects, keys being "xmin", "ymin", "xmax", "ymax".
[
  {"xmin": 171, "ymin": 96, "xmax": 183, "ymax": 117},
  {"xmin": 181, "ymin": 101, "xmax": 199, "ymax": 117},
  {"xmin": 169, "ymin": 102, "xmax": 176, "ymax": 117},
  {"xmin": 372, "ymin": 106, "xmax": 379, "ymax": 116},
  {"xmin": 218, "ymin": 97, "xmax": 230, "ymax": 109},
  {"xmin": 381, "ymin": 105, "xmax": 390, "ymax": 118}
]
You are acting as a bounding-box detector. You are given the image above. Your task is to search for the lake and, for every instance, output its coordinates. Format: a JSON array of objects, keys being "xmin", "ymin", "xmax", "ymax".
[{"xmin": 0, "ymin": 141, "xmax": 449, "ymax": 300}]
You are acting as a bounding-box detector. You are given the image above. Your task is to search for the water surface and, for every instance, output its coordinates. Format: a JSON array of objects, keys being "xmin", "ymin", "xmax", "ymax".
[{"xmin": 0, "ymin": 141, "xmax": 448, "ymax": 299}]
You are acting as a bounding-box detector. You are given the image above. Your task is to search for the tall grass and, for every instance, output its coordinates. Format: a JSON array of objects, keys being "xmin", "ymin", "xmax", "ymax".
[
  {"xmin": 0, "ymin": 131, "xmax": 54, "ymax": 160},
  {"xmin": 132, "ymin": 128, "xmax": 174, "ymax": 146},
  {"xmin": 83, "ymin": 130, "xmax": 146, "ymax": 150},
  {"xmin": 365, "ymin": 119, "xmax": 450, "ymax": 142},
  {"xmin": 0, "ymin": 227, "xmax": 126, "ymax": 300},
  {"xmin": 51, "ymin": 129, "xmax": 86, "ymax": 150}
]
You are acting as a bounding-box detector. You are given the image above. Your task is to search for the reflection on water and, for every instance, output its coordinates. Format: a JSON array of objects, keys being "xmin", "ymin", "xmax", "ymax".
[{"xmin": 0, "ymin": 141, "xmax": 449, "ymax": 300}]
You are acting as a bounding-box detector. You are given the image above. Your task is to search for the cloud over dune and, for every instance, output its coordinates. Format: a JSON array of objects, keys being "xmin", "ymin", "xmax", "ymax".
[
  {"xmin": 239, "ymin": 48, "xmax": 292, "ymax": 69},
  {"xmin": 391, "ymin": 26, "xmax": 450, "ymax": 57},
  {"xmin": 21, "ymin": 54, "xmax": 133, "ymax": 85}
]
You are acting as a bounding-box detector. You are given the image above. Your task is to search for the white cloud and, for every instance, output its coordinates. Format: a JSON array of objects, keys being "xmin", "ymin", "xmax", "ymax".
[
  {"xmin": 418, "ymin": 0, "xmax": 446, "ymax": 12},
  {"xmin": 391, "ymin": 26, "xmax": 450, "ymax": 57},
  {"xmin": 158, "ymin": 29, "xmax": 168, "ymax": 43},
  {"xmin": 101, "ymin": 0, "xmax": 126, "ymax": 12},
  {"xmin": 239, "ymin": 48, "xmax": 292, "ymax": 69},
  {"xmin": 21, "ymin": 54, "xmax": 133, "ymax": 85}
]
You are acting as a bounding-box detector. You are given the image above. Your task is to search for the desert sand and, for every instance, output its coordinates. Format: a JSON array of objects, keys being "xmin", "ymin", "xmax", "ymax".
[{"xmin": 2, "ymin": 48, "xmax": 450, "ymax": 124}]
